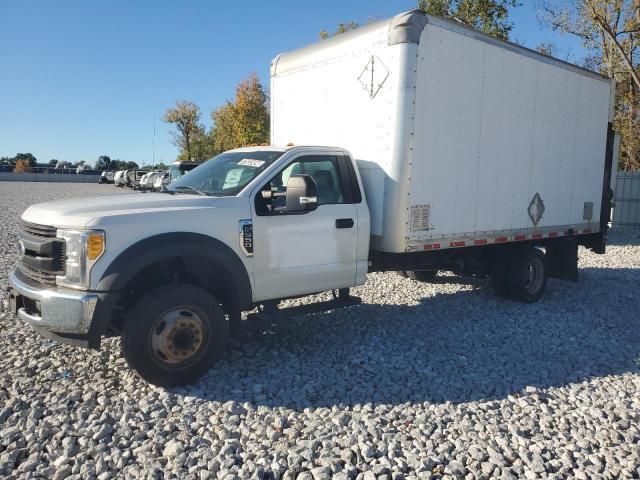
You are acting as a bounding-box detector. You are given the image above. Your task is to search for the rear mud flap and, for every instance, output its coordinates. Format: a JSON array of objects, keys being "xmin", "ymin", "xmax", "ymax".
[{"xmin": 547, "ymin": 239, "xmax": 579, "ymax": 282}]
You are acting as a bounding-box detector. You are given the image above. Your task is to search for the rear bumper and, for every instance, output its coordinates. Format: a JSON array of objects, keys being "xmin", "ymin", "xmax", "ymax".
[{"xmin": 9, "ymin": 269, "xmax": 97, "ymax": 335}]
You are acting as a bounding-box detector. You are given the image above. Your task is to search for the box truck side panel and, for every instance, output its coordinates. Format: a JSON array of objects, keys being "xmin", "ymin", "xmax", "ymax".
[
  {"xmin": 409, "ymin": 21, "xmax": 611, "ymax": 248},
  {"xmin": 270, "ymin": 20, "xmax": 403, "ymax": 241}
]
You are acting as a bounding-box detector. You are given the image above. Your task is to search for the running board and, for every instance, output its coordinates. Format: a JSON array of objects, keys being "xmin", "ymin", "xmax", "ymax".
[{"xmin": 247, "ymin": 295, "xmax": 362, "ymax": 322}]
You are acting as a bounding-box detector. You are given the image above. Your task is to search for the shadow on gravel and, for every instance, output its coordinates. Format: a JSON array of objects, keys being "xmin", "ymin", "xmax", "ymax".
[
  {"xmin": 173, "ymin": 266, "xmax": 640, "ymax": 408},
  {"xmin": 606, "ymin": 230, "xmax": 640, "ymax": 246}
]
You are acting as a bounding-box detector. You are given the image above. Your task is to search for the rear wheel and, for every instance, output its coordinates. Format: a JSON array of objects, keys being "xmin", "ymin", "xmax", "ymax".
[
  {"xmin": 403, "ymin": 270, "xmax": 438, "ymax": 282},
  {"xmin": 122, "ymin": 285, "xmax": 227, "ymax": 387},
  {"xmin": 506, "ymin": 247, "xmax": 548, "ymax": 303}
]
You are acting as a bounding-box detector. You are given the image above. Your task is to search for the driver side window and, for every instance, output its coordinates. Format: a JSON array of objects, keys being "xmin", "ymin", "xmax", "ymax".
[{"xmin": 255, "ymin": 155, "xmax": 344, "ymax": 215}]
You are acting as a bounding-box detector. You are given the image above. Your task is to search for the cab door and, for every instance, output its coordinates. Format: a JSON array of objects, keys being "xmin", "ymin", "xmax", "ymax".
[{"xmin": 250, "ymin": 154, "xmax": 359, "ymax": 302}]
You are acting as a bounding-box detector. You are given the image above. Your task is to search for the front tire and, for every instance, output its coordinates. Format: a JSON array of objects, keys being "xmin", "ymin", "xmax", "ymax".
[{"xmin": 122, "ymin": 285, "xmax": 227, "ymax": 387}]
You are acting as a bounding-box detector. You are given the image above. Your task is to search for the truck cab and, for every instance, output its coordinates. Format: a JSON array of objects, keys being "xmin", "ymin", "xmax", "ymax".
[{"xmin": 9, "ymin": 146, "xmax": 369, "ymax": 386}]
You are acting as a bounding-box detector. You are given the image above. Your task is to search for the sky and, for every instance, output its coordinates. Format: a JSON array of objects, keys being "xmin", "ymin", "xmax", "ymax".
[{"xmin": 0, "ymin": 0, "xmax": 585, "ymax": 167}]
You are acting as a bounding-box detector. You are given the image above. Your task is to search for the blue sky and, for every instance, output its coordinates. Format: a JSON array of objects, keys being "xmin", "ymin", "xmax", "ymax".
[{"xmin": 0, "ymin": 0, "xmax": 584, "ymax": 166}]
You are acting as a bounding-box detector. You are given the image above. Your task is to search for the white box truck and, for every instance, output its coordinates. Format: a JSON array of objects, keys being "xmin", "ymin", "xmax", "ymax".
[{"xmin": 9, "ymin": 10, "xmax": 618, "ymax": 386}]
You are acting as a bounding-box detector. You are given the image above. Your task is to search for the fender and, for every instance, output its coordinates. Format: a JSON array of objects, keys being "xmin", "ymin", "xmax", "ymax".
[{"xmin": 87, "ymin": 232, "xmax": 252, "ymax": 347}]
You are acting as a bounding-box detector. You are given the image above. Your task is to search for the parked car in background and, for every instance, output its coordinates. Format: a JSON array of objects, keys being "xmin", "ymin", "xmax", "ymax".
[
  {"xmin": 125, "ymin": 170, "xmax": 146, "ymax": 189},
  {"xmin": 153, "ymin": 171, "xmax": 170, "ymax": 191},
  {"xmin": 98, "ymin": 171, "xmax": 115, "ymax": 184},
  {"xmin": 113, "ymin": 170, "xmax": 126, "ymax": 187},
  {"xmin": 138, "ymin": 172, "xmax": 152, "ymax": 190},
  {"xmin": 139, "ymin": 171, "xmax": 162, "ymax": 190}
]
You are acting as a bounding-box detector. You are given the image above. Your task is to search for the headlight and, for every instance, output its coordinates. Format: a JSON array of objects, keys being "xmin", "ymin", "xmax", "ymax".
[{"xmin": 56, "ymin": 230, "xmax": 105, "ymax": 289}]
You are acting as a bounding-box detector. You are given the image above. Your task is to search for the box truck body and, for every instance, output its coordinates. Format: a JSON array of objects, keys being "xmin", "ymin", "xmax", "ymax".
[{"xmin": 270, "ymin": 11, "xmax": 615, "ymax": 253}]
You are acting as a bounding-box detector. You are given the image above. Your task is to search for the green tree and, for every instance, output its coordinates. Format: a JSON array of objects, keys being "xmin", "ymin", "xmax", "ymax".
[
  {"xmin": 320, "ymin": 21, "xmax": 360, "ymax": 39},
  {"xmin": 320, "ymin": 1, "xmax": 519, "ymax": 41},
  {"xmin": 163, "ymin": 101, "xmax": 205, "ymax": 161},
  {"xmin": 419, "ymin": 0, "xmax": 519, "ymax": 40},
  {"xmin": 211, "ymin": 102, "xmax": 238, "ymax": 153},
  {"xmin": 184, "ymin": 129, "xmax": 217, "ymax": 162},
  {"xmin": 48, "ymin": 159, "xmax": 59, "ymax": 167},
  {"xmin": 125, "ymin": 161, "xmax": 139, "ymax": 170},
  {"xmin": 111, "ymin": 159, "xmax": 128, "ymax": 170},
  {"xmin": 95, "ymin": 155, "xmax": 112, "ymax": 171}
]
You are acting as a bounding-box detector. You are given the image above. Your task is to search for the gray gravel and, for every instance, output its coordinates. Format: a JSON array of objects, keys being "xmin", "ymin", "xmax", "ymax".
[{"xmin": 1, "ymin": 181, "xmax": 639, "ymax": 479}]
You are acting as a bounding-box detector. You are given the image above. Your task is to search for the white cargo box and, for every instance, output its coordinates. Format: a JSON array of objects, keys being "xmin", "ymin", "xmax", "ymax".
[{"xmin": 270, "ymin": 10, "xmax": 615, "ymax": 253}]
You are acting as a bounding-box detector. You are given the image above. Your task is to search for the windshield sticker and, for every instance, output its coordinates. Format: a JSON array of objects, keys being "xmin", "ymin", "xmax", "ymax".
[
  {"xmin": 223, "ymin": 168, "xmax": 245, "ymax": 189},
  {"xmin": 238, "ymin": 158, "xmax": 266, "ymax": 168}
]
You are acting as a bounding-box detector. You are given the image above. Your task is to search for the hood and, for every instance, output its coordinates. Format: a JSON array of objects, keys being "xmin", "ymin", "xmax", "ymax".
[{"xmin": 22, "ymin": 192, "xmax": 218, "ymax": 228}]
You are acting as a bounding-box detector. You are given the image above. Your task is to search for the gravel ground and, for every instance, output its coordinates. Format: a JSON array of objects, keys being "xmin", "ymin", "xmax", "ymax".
[{"xmin": 0, "ymin": 182, "xmax": 639, "ymax": 480}]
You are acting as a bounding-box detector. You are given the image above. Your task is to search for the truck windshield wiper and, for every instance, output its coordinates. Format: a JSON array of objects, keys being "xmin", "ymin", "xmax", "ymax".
[{"xmin": 171, "ymin": 186, "xmax": 208, "ymax": 196}]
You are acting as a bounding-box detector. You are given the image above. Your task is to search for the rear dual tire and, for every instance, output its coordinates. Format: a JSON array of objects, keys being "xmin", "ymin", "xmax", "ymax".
[{"xmin": 491, "ymin": 246, "xmax": 548, "ymax": 303}]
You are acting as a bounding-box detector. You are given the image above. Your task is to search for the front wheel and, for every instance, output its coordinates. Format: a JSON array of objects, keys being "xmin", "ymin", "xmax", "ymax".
[{"xmin": 122, "ymin": 285, "xmax": 227, "ymax": 387}]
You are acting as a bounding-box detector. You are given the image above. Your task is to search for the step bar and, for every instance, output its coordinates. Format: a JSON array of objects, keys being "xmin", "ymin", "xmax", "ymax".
[{"xmin": 247, "ymin": 289, "xmax": 362, "ymax": 323}]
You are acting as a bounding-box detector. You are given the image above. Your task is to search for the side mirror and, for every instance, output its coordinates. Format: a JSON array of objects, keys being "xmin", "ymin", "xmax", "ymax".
[{"xmin": 286, "ymin": 174, "xmax": 318, "ymax": 212}]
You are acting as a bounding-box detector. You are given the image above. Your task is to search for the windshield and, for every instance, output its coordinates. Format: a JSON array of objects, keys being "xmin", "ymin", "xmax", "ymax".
[{"xmin": 166, "ymin": 150, "xmax": 284, "ymax": 197}]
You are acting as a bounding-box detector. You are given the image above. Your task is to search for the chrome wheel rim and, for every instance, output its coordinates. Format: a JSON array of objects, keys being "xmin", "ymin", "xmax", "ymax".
[
  {"xmin": 150, "ymin": 308, "xmax": 206, "ymax": 366},
  {"xmin": 524, "ymin": 257, "xmax": 544, "ymax": 294}
]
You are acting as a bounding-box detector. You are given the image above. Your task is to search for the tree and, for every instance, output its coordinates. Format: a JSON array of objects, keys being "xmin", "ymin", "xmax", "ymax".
[
  {"xmin": 418, "ymin": 0, "xmax": 519, "ymax": 40},
  {"xmin": 538, "ymin": 0, "xmax": 640, "ymax": 169},
  {"xmin": 147, "ymin": 162, "xmax": 168, "ymax": 170},
  {"xmin": 320, "ymin": 21, "xmax": 360, "ymax": 39},
  {"xmin": 210, "ymin": 73, "xmax": 270, "ymax": 152},
  {"xmin": 320, "ymin": 1, "xmax": 520, "ymax": 41},
  {"xmin": 190, "ymin": 129, "xmax": 217, "ymax": 162},
  {"xmin": 95, "ymin": 155, "xmax": 112, "ymax": 171},
  {"xmin": 211, "ymin": 102, "xmax": 238, "ymax": 153},
  {"xmin": 14, "ymin": 153, "xmax": 37, "ymax": 167},
  {"xmin": 125, "ymin": 161, "xmax": 139, "ymax": 170},
  {"xmin": 536, "ymin": 41, "xmax": 557, "ymax": 56},
  {"xmin": 232, "ymin": 73, "xmax": 270, "ymax": 147},
  {"xmin": 109, "ymin": 159, "xmax": 128, "ymax": 170},
  {"xmin": 14, "ymin": 159, "xmax": 31, "ymax": 173},
  {"xmin": 48, "ymin": 159, "xmax": 59, "ymax": 167},
  {"xmin": 163, "ymin": 101, "xmax": 205, "ymax": 161}
]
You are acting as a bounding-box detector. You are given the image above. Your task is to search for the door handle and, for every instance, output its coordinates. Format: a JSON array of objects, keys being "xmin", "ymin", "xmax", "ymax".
[{"xmin": 335, "ymin": 218, "xmax": 354, "ymax": 229}]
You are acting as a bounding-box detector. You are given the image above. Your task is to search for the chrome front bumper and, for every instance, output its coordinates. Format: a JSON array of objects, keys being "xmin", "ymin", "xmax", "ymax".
[{"xmin": 9, "ymin": 270, "xmax": 97, "ymax": 334}]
